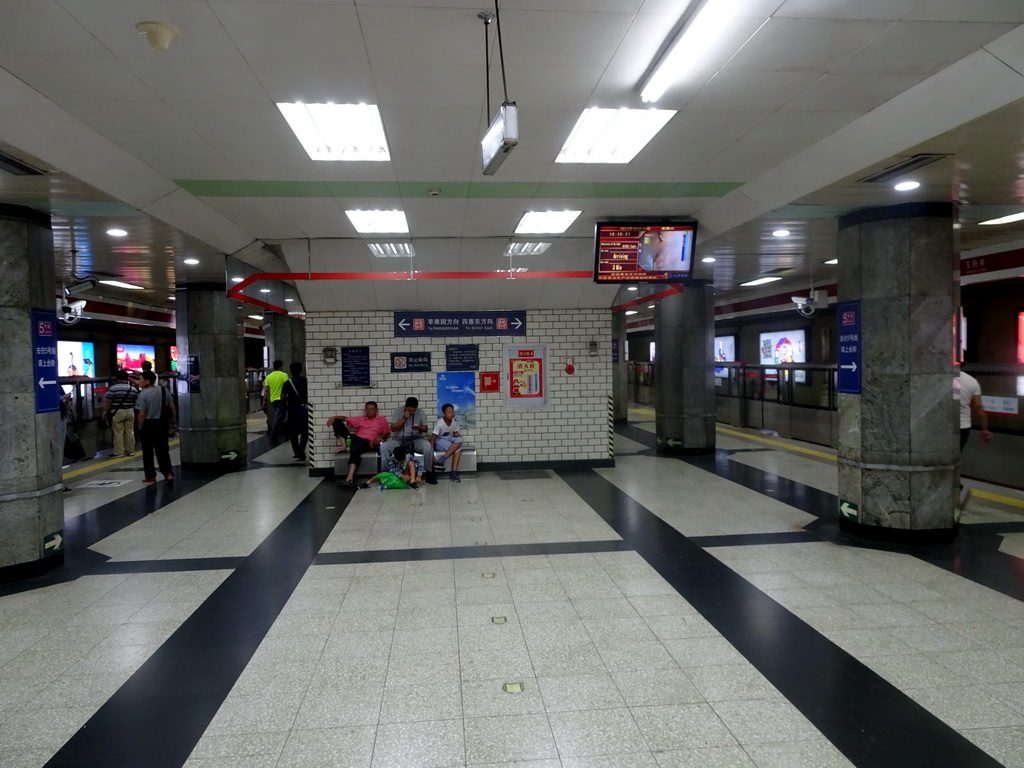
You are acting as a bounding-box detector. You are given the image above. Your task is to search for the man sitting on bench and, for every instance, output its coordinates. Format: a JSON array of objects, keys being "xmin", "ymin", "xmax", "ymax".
[{"xmin": 327, "ymin": 400, "xmax": 390, "ymax": 489}]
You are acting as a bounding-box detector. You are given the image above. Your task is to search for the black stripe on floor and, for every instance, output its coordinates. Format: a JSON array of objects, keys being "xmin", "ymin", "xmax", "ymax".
[
  {"xmin": 314, "ymin": 538, "xmax": 633, "ymax": 566},
  {"xmin": 688, "ymin": 531, "xmax": 823, "ymax": 548},
  {"xmin": 617, "ymin": 422, "xmax": 1024, "ymax": 604},
  {"xmin": 559, "ymin": 467, "xmax": 1002, "ymax": 768},
  {"xmin": 45, "ymin": 478, "xmax": 346, "ymax": 768}
]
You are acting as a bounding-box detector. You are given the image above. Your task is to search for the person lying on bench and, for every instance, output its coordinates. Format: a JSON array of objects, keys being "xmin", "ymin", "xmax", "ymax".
[
  {"xmin": 327, "ymin": 401, "xmax": 390, "ymax": 489},
  {"xmin": 359, "ymin": 445, "xmax": 423, "ymax": 490}
]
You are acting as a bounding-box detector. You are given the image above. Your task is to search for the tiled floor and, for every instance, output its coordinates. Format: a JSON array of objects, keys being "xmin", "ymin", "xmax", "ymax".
[{"xmin": 2, "ymin": 411, "xmax": 1023, "ymax": 767}]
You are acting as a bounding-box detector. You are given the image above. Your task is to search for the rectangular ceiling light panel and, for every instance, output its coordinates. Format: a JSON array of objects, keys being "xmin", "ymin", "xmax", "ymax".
[
  {"xmin": 740, "ymin": 276, "xmax": 782, "ymax": 287},
  {"xmin": 515, "ymin": 211, "xmax": 582, "ymax": 235},
  {"xmin": 277, "ymin": 103, "xmax": 391, "ymax": 161},
  {"xmin": 556, "ymin": 108, "xmax": 676, "ymax": 164},
  {"xmin": 367, "ymin": 242, "xmax": 414, "ymax": 257},
  {"xmin": 346, "ymin": 210, "xmax": 409, "ymax": 234},
  {"xmin": 506, "ymin": 242, "xmax": 552, "ymax": 256}
]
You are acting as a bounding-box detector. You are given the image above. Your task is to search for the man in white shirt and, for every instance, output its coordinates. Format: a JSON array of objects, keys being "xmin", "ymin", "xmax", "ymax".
[{"xmin": 959, "ymin": 370, "xmax": 992, "ymax": 507}]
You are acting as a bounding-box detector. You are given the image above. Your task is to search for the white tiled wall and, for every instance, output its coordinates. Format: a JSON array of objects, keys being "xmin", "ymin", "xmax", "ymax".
[{"xmin": 306, "ymin": 310, "xmax": 612, "ymax": 472}]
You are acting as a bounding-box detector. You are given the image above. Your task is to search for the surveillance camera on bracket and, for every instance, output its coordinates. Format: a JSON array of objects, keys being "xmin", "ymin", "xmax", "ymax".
[
  {"xmin": 56, "ymin": 297, "xmax": 87, "ymax": 324},
  {"xmin": 66, "ymin": 278, "xmax": 97, "ymax": 294},
  {"xmin": 791, "ymin": 290, "xmax": 826, "ymax": 318}
]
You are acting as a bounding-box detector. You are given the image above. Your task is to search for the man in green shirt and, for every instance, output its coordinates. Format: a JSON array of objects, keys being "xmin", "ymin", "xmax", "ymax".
[{"xmin": 262, "ymin": 360, "xmax": 289, "ymax": 446}]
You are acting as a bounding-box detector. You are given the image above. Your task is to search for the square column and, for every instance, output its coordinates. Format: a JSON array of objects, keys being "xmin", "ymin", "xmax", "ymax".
[{"xmin": 837, "ymin": 203, "xmax": 959, "ymax": 543}]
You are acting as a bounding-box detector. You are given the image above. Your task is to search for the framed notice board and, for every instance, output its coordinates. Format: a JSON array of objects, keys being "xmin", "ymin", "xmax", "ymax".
[{"xmin": 341, "ymin": 346, "xmax": 371, "ymax": 387}]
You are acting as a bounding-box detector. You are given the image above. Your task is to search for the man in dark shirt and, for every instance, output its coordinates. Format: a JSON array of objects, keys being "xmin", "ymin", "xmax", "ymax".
[{"xmin": 283, "ymin": 362, "xmax": 309, "ymax": 461}]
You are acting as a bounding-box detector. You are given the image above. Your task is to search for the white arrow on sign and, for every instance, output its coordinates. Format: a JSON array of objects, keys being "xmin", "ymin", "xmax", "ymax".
[
  {"xmin": 511, "ymin": 318, "xmax": 523, "ymax": 329},
  {"xmin": 38, "ymin": 377, "xmax": 56, "ymax": 388},
  {"xmin": 840, "ymin": 361, "xmax": 857, "ymax": 372},
  {"xmin": 666, "ymin": 438, "xmax": 683, "ymax": 447},
  {"xmin": 840, "ymin": 501, "xmax": 857, "ymax": 517},
  {"xmin": 44, "ymin": 534, "xmax": 62, "ymax": 551},
  {"xmin": 397, "ymin": 319, "xmax": 409, "ymax": 330},
  {"xmin": 221, "ymin": 451, "xmax": 238, "ymax": 461}
]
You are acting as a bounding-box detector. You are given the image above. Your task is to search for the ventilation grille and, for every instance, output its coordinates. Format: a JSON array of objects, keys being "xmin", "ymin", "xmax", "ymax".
[
  {"xmin": 0, "ymin": 151, "xmax": 43, "ymax": 176},
  {"xmin": 857, "ymin": 154, "xmax": 950, "ymax": 184}
]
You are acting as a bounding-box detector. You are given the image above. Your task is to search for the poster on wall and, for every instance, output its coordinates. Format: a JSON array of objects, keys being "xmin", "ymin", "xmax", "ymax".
[
  {"xmin": 57, "ymin": 340, "xmax": 95, "ymax": 378},
  {"xmin": 341, "ymin": 346, "xmax": 371, "ymax": 387},
  {"xmin": 759, "ymin": 330, "xmax": 807, "ymax": 383},
  {"xmin": 714, "ymin": 335, "xmax": 735, "ymax": 379},
  {"xmin": 436, "ymin": 372, "xmax": 476, "ymax": 429},
  {"xmin": 505, "ymin": 346, "xmax": 549, "ymax": 410}
]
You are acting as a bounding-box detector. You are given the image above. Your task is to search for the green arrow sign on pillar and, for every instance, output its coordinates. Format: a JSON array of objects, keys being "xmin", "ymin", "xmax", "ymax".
[{"xmin": 839, "ymin": 499, "xmax": 859, "ymax": 521}]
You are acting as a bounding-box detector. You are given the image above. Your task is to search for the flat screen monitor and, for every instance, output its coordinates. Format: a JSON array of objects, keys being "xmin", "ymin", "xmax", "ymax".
[
  {"xmin": 170, "ymin": 345, "xmax": 178, "ymax": 372},
  {"xmin": 714, "ymin": 335, "xmax": 735, "ymax": 378},
  {"xmin": 117, "ymin": 344, "xmax": 155, "ymax": 371},
  {"xmin": 759, "ymin": 330, "xmax": 807, "ymax": 383},
  {"xmin": 57, "ymin": 341, "xmax": 95, "ymax": 378},
  {"xmin": 594, "ymin": 221, "xmax": 696, "ymax": 283}
]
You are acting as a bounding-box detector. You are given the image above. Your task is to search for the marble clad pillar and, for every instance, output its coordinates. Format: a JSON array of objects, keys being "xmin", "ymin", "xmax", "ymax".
[
  {"xmin": 654, "ymin": 284, "xmax": 715, "ymax": 454},
  {"xmin": 265, "ymin": 311, "xmax": 305, "ymax": 370},
  {"xmin": 175, "ymin": 279, "xmax": 248, "ymax": 470},
  {"xmin": 0, "ymin": 205, "xmax": 64, "ymax": 580},
  {"xmin": 836, "ymin": 202, "xmax": 959, "ymax": 543},
  {"xmin": 612, "ymin": 310, "xmax": 628, "ymax": 423}
]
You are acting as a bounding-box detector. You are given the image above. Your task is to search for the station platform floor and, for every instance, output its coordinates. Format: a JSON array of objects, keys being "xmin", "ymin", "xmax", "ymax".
[{"xmin": 2, "ymin": 409, "xmax": 1024, "ymax": 767}]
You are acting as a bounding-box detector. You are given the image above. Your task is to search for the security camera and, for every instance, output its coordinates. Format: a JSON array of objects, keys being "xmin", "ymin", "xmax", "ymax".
[
  {"xmin": 791, "ymin": 290, "xmax": 825, "ymax": 318},
  {"xmin": 57, "ymin": 298, "xmax": 86, "ymax": 324}
]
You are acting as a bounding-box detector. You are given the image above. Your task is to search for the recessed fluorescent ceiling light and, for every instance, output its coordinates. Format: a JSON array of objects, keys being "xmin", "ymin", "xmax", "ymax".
[
  {"xmin": 260, "ymin": 289, "xmax": 270, "ymax": 293},
  {"xmin": 556, "ymin": 108, "xmax": 676, "ymax": 164},
  {"xmin": 106, "ymin": 228, "xmax": 128, "ymax": 237},
  {"xmin": 772, "ymin": 229, "xmax": 790, "ymax": 237},
  {"xmin": 824, "ymin": 258, "xmax": 838, "ymax": 265},
  {"xmin": 367, "ymin": 242, "xmax": 414, "ymax": 257},
  {"xmin": 978, "ymin": 211, "xmax": 1024, "ymax": 226},
  {"xmin": 625, "ymin": 310, "xmax": 638, "ymax": 315},
  {"xmin": 276, "ymin": 103, "xmax": 390, "ymax": 162},
  {"xmin": 641, "ymin": 0, "xmax": 736, "ymax": 103},
  {"xmin": 702, "ymin": 256, "xmax": 716, "ymax": 263},
  {"xmin": 495, "ymin": 267, "xmax": 529, "ymax": 273},
  {"xmin": 627, "ymin": 286, "xmax": 638, "ymax": 292},
  {"xmin": 740, "ymin": 277, "xmax": 783, "ymax": 287},
  {"xmin": 894, "ymin": 180, "xmax": 920, "ymax": 191},
  {"xmin": 346, "ymin": 210, "xmax": 409, "ymax": 234},
  {"xmin": 505, "ymin": 242, "xmax": 551, "ymax": 256},
  {"xmin": 248, "ymin": 315, "xmax": 263, "ymax": 320},
  {"xmin": 183, "ymin": 258, "xmax": 199, "ymax": 265},
  {"xmin": 515, "ymin": 211, "xmax": 581, "ymax": 235},
  {"xmin": 98, "ymin": 279, "xmax": 144, "ymax": 290},
  {"xmin": 231, "ymin": 276, "xmax": 244, "ymax": 283},
  {"xmin": 647, "ymin": 304, "xmax": 655, "ymax": 308},
  {"xmin": 285, "ymin": 298, "xmax": 294, "ymax": 302}
]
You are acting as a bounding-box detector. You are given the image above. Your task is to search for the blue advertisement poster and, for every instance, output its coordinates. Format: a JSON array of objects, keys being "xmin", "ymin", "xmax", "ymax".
[{"xmin": 436, "ymin": 372, "xmax": 476, "ymax": 430}]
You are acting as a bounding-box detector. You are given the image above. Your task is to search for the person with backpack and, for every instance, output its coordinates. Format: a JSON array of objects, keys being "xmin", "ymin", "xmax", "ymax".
[
  {"xmin": 101, "ymin": 369, "xmax": 140, "ymax": 457},
  {"xmin": 283, "ymin": 362, "xmax": 309, "ymax": 462}
]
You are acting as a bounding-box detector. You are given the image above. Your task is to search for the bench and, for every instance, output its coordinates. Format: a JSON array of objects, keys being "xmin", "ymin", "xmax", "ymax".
[
  {"xmin": 333, "ymin": 450, "xmax": 380, "ymax": 479},
  {"xmin": 425, "ymin": 446, "xmax": 477, "ymax": 473}
]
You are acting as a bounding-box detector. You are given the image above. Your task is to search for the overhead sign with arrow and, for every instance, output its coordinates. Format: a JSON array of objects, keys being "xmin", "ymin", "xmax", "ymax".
[
  {"xmin": 32, "ymin": 309, "xmax": 61, "ymax": 414},
  {"xmin": 394, "ymin": 311, "xmax": 527, "ymax": 338},
  {"xmin": 837, "ymin": 300, "xmax": 862, "ymax": 395}
]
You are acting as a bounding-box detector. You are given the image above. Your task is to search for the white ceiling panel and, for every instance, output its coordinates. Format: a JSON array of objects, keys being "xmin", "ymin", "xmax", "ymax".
[
  {"xmin": 686, "ymin": 70, "xmax": 824, "ymax": 111},
  {"xmin": 783, "ymin": 72, "xmax": 927, "ymax": 112},
  {"xmin": 358, "ymin": 6, "xmax": 483, "ymax": 66},
  {"xmin": 211, "ymin": 2, "xmax": 367, "ymax": 61},
  {"xmin": 1, "ymin": 0, "xmax": 115, "ymax": 57},
  {"xmin": 382, "ymin": 105, "xmax": 481, "ymax": 179},
  {"xmin": 247, "ymin": 57, "xmax": 376, "ymax": 104},
  {"xmin": 499, "ymin": 10, "xmax": 633, "ymax": 70},
  {"xmin": 0, "ymin": 56, "xmax": 157, "ymax": 103},
  {"xmin": 403, "ymin": 199, "xmax": 472, "ymax": 239},
  {"xmin": 833, "ymin": 21, "xmax": 1020, "ymax": 75},
  {"xmin": 121, "ymin": 58, "xmax": 271, "ymax": 103},
  {"xmin": 370, "ymin": 62, "xmax": 481, "ymax": 108},
  {"xmin": 262, "ymin": 199, "xmax": 354, "ymax": 240},
  {"xmin": 774, "ymin": 0, "xmax": 917, "ymax": 20},
  {"xmin": 739, "ymin": 110, "xmax": 863, "ymax": 146},
  {"xmin": 725, "ymin": 18, "xmax": 893, "ymax": 73}
]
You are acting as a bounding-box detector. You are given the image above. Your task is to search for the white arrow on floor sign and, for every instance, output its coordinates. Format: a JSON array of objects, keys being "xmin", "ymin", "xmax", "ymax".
[
  {"xmin": 666, "ymin": 438, "xmax": 682, "ymax": 447},
  {"xmin": 44, "ymin": 533, "xmax": 62, "ymax": 551},
  {"xmin": 840, "ymin": 501, "xmax": 858, "ymax": 518},
  {"xmin": 398, "ymin": 319, "xmax": 409, "ymax": 330},
  {"xmin": 221, "ymin": 451, "xmax": 238, "ymax": 461},
  {"xmin": 38, "ymin": 377, "xmax": 56, "ymax": 388},
  {"xmin": 840, "ymin": 362, "xmax": 857, "ymax": 372}
]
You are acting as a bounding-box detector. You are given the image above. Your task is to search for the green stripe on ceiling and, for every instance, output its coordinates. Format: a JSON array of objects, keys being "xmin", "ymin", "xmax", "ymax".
[{"xmin": 175, "ymin": 179, "xmax": 742, "ymax": 199}]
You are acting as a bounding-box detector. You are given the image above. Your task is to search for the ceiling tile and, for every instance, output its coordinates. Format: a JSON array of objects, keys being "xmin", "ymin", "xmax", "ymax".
[{"xmin": 725, "ymin": 18, "xmax": 893, "ymax": 73}]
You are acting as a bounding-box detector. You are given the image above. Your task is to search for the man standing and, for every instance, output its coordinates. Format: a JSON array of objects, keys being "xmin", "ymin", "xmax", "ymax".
[
  {"xmin": 102, "ymin": 369, "xmax": 139, "ymax": 457},
  {"xmin": 262, "ymin": 360, "xmax": 289, "ymax": 446},
  {"xmin": 136, "ymin": 371, "xmax": 177, "ymax": 484},
  {"xmin": 284, "ymin": 362, "xmax": 309, "ymax": 462},
  {"xmin": 381, "ymin": 396, "xmax": 436, "ymax": 484},
  {"xmin": 327, "ymin": 401, "xmax": 390, "ymax": 489},
  {"xmin": 959, "ymin": 369, "xmax": 993, "ymax": 507}
]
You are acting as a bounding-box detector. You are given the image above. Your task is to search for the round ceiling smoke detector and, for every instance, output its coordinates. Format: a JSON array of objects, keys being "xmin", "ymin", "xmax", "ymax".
[{"xmin": 136, "ymin": 21, "xmax": 180, "ymax": 52}]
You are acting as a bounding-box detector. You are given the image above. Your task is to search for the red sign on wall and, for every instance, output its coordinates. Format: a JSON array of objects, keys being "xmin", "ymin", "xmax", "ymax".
[{"xmin": 480, "ymin": 371, "xmax": 500, "ymax": 392}]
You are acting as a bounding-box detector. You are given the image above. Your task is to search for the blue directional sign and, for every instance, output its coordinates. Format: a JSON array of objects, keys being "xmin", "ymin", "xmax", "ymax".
[
  {"xmin": 837, "ymin": 300, "xmax": 861, "ymax": 395},
  {"xmin": 394, "ymin": 310, "xmax": 526, "ymax": 337},
  {"xmin": 32, "ymin": 309, "xmax": 61, "ymax": 413}
]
